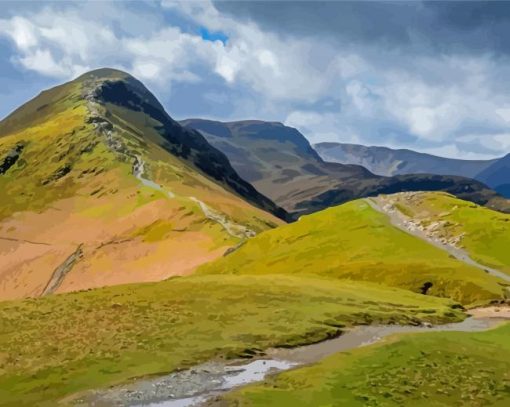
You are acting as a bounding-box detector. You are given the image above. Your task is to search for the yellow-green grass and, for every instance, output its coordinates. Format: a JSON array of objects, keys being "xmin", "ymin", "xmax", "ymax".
[
  {"xmin": 389, "ymin": 192, "xmax": 510, "ymax": 276},
  {"xmin": 0, "ymin": 73, "xmax": 282, "ymax": 232},
  {"xmin": 0, "ymin": 105, "xmax": 125, "ymax": 220},
  {"xmin": 0, "ymin": 274, "xmax": 464, "ymax": 406},
  {"xmin": 223, "ymin": 322, "xmax": 510, "ymax": 407},
  {"xmin": 199, "ymin": 200, "xmax": 507, "ymax": 305}
]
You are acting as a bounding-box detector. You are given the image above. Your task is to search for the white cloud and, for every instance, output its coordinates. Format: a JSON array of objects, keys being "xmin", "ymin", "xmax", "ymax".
[
  {"xmin": 1, "ymin": 0, "xmax": 510, "ymax": 159},
  {"xmin": 18, "ymin": 48, "xmax": 66, "ymax": 77},
  {"xmin": 0, "ymin": 16, "xmax": 38, "ymax": 50}
]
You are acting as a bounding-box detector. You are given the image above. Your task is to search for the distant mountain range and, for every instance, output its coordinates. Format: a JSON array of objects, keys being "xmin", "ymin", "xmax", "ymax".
[
  {"xmin": 182, "ymin": 119, "xmax": 510, "ymax": 216},
  {"xmin": 315, "ymin": 142, "xmax": 510, "ymax": 198},
  {"xmin": 476, "ymin": 153, "xmax": 510, "ymax": 197}
]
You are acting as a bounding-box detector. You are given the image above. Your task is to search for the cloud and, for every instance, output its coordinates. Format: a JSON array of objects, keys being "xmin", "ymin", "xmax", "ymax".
[
  {"xmin": 214, "ymin": 1, "xmax": 510, "ymax": 57},
  {"xmin": 0, "ymin": 0, "xmax": 509, "ymax": 159}
]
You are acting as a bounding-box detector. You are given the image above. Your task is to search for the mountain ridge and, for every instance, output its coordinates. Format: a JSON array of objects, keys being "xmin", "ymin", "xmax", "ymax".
[
  {"xmin": 315, "ymin": 141, "xmax": 510, "ymax": 198},
  {"xmin": 314, "ymin": 142, "xmax": 498, "ymax": 177},
  {"xmin": 181, "ymin": 118, "xmax": 510, "ymax": 216}
]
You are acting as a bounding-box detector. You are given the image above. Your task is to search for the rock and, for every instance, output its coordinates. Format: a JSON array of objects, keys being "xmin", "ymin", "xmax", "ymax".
[{"xmin": 0, "ymin": 143, "xmax": 25, "ymax": 175}]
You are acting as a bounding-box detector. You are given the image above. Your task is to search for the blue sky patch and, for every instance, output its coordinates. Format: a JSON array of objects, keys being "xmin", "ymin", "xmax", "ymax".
[{"xmin": 199, "ymin": 27, "xmax": 228, "ymax": 45}]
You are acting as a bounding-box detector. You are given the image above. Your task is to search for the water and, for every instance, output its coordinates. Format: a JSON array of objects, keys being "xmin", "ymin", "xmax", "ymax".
[
  {"xmin": 142, "ymin": 395, "xmax": 206, "ymax": 407},
  {"xmin": 81, "ymin": 315, "xmax": 507, "ymax": 407},
  {"xmin": 142, "ymin": 360, "xmax": 296, "ymax": 407}
]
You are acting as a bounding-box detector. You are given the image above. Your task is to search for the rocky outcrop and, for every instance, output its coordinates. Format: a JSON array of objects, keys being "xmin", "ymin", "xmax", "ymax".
[
  {"xmin": 0, "ymin": 143, "xmax": 25, "ymax": 175},
  {"xmin": 77, "ymin": 69, "xmax": 288, "ymax": 221},
  {"xmin": 41, "ymin": 244, "xmax": 84, "ymax": 296}
]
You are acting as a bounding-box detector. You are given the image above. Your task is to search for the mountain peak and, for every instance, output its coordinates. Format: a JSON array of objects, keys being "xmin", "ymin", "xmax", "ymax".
[{"xmin": 75, "ymin": 67, "xmax": 134, "ymax": 83}]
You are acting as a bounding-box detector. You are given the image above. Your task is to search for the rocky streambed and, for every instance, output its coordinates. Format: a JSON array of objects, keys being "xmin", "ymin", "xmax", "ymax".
[{"xmin": 76, "ymin": 310, "xmax": 509, "ymax": 407}]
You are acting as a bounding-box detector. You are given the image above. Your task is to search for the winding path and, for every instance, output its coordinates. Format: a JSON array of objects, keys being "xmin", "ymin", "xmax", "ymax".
[
  {"xmin": 133, "ymin": 156, "xmax": 175, "ymax": 198},
  {"xmin": 189, "ymin": 197, "xmax": 255, "ymax": 240},
  {"xmin": 132, "ymin": 157, "xmax": 254, "ymax": 240},
  {"xmin": 365, "ymin": 197, "xmax": 510, "ymax": 283}
]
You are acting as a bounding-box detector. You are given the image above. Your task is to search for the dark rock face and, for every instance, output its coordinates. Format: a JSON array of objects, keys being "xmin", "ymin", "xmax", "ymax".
[
  {"xmin": 420, "ymin": 282, "xmax": 433, "ymax": 295},
  {"xmin": 85, "ymin": 71, "xmax": 289, "ymax": 221},
  {"xmin": 0, "ymin": 143, "xmax": 25, "ymax": 175},
  {"xmin": 42, "ymin": 164, "xmax": 72, "ymax": 185}
]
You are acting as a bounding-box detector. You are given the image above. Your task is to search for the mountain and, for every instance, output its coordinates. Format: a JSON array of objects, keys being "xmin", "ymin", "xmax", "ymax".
[
  {"xmin": 181, "ymin": 119, "xmax": 510, "ymax": 217},
  {"xmin": 0, "ymin": 68, "xmax": 285, "ymax": 300},
  {"xmin": 315, "ymin": 142, "xmax": 510, "ymax": 198},
  {"xmin": 180, "ymin": 119, "xmax": 372, "ymax": 212},
  {"xmin": 476, "ymin": 153, "xmax": 510, "ymax": 197},
  {"xmin": 314, "ymin": 142, "xmax": 497, "ymax": 178},
  {"xmin": 199, "ymin": 193, "xmax": 508, "ymax": 305}
]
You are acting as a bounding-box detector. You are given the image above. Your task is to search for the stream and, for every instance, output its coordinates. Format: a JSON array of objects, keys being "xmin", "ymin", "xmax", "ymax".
[{"xmin": 79, "ymin": 312, "xmax": 509, "ymax": 407}]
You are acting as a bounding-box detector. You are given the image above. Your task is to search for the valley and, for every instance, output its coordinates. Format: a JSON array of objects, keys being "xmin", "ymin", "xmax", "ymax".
[
  {"xmin": 0, "ymin": 274, "xmax": 466, "ymax": 406},
  {"xmin": 220, "ymin": 313, "xmax": 510, "ymax": 407},
  {"xmin": 182, "ymin": 119, "xmax": 510, "ymax": 217}
]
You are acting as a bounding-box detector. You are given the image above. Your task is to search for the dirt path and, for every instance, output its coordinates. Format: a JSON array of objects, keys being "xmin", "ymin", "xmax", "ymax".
[
  {"xmin": 189, "ymin": 197, "xmax": 255, "ymax": 240},
  {"xmin": 365, "ymin": 197, "xmax": 510, "ymax": 283},
  {"xmin": 133, "ymin": 156, "xmax": 175, "ymax": 198},
  {"xmin": 132, "ymin": 157, "xmax": 253, "ymax": 240},
  {"xmin": 78, "ymin": 310, "xmax": 509, "ymax": 407}
]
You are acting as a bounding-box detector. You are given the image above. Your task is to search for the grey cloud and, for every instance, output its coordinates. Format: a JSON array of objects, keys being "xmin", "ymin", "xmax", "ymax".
[{"xmin": 214, "ymin": 1, "xmax": 510, "ymax": 56}]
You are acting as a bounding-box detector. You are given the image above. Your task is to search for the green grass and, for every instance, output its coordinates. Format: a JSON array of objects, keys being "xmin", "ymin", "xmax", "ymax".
[
  {"xmin": 199, "ymin": 200, "xmax": 507, "ymax": 305},
  {"xmin": 0, "ymin": 274, "xmax": 464, "ymax": 406},
  {"xmin": 223, "ymin": 322, "xmax": 510, "ymax": 407},
  {"xmin": 390, "ymin": 192, "xmax": 510, "ymax": 276}
]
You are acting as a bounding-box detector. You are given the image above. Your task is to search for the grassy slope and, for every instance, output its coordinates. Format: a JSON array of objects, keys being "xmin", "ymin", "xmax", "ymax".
[
  {"xmin": 0, "ymin": 75, "xmax": 282, "ymax": 299},
  {"xmin": 199, "ymin": 199, "xmax": 506, "ymax": 305},
  {"xmin": 0, "ymin": 274, "xmax": 464, "ymax": 406},
  {"xmin": 385, "ymin": 192, "xmax": 510, "ymax": 276},
  {"xmin": 0, "ymin": 80, "xmax": 280, "ymax": 233},
  {"xmin": 224, "ymin": 322, "xmax": 510, "ymax": 407}
]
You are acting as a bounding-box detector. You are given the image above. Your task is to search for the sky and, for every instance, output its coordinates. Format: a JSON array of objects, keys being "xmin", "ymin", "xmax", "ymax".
[{"xmin": 1, "ymin": 1, "xmax": 510, "ymax": 159}]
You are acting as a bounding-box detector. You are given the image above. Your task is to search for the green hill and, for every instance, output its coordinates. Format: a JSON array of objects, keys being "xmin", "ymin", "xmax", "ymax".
[
  {"xmin": 222, "ymin": 321, "xmax": 510, "ymax": 407},
  {"xmin": 375, "ymin": 191, "xmax": 510, "ymax": 277},
  {"xmin": 0, "ymin": 274, "xmax": 463, "ymax": 406},
  {"xmin": 199, "ymin": 198, "xmax": 508, "ymax": 305}
]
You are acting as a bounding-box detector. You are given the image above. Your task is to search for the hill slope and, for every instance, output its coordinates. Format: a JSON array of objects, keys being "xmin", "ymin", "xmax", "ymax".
[
  {"xmin": 199, "ymin": 197, "xmax": 509, "ymax": 305},
  {"xmin": 222, "ymin": 321, "xmax": 510, "ymax": 407},
  {"xmin": 373, "ymin": 191, "xmax": 510, "ymax": 277},
  {"xmin": 0, "ymin": 273, "xmax": 464, "ymax": 406},
  {"xmin": 315, "ymin": 142, "xmax": 510, "ymax": 198},
  {"xmin": 0, "ymin": 68, "xmax": 285, "ymax": 300},
  {"xmin": 181, "ymin": 119, "xmax": 510, "ymax": 217}
]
